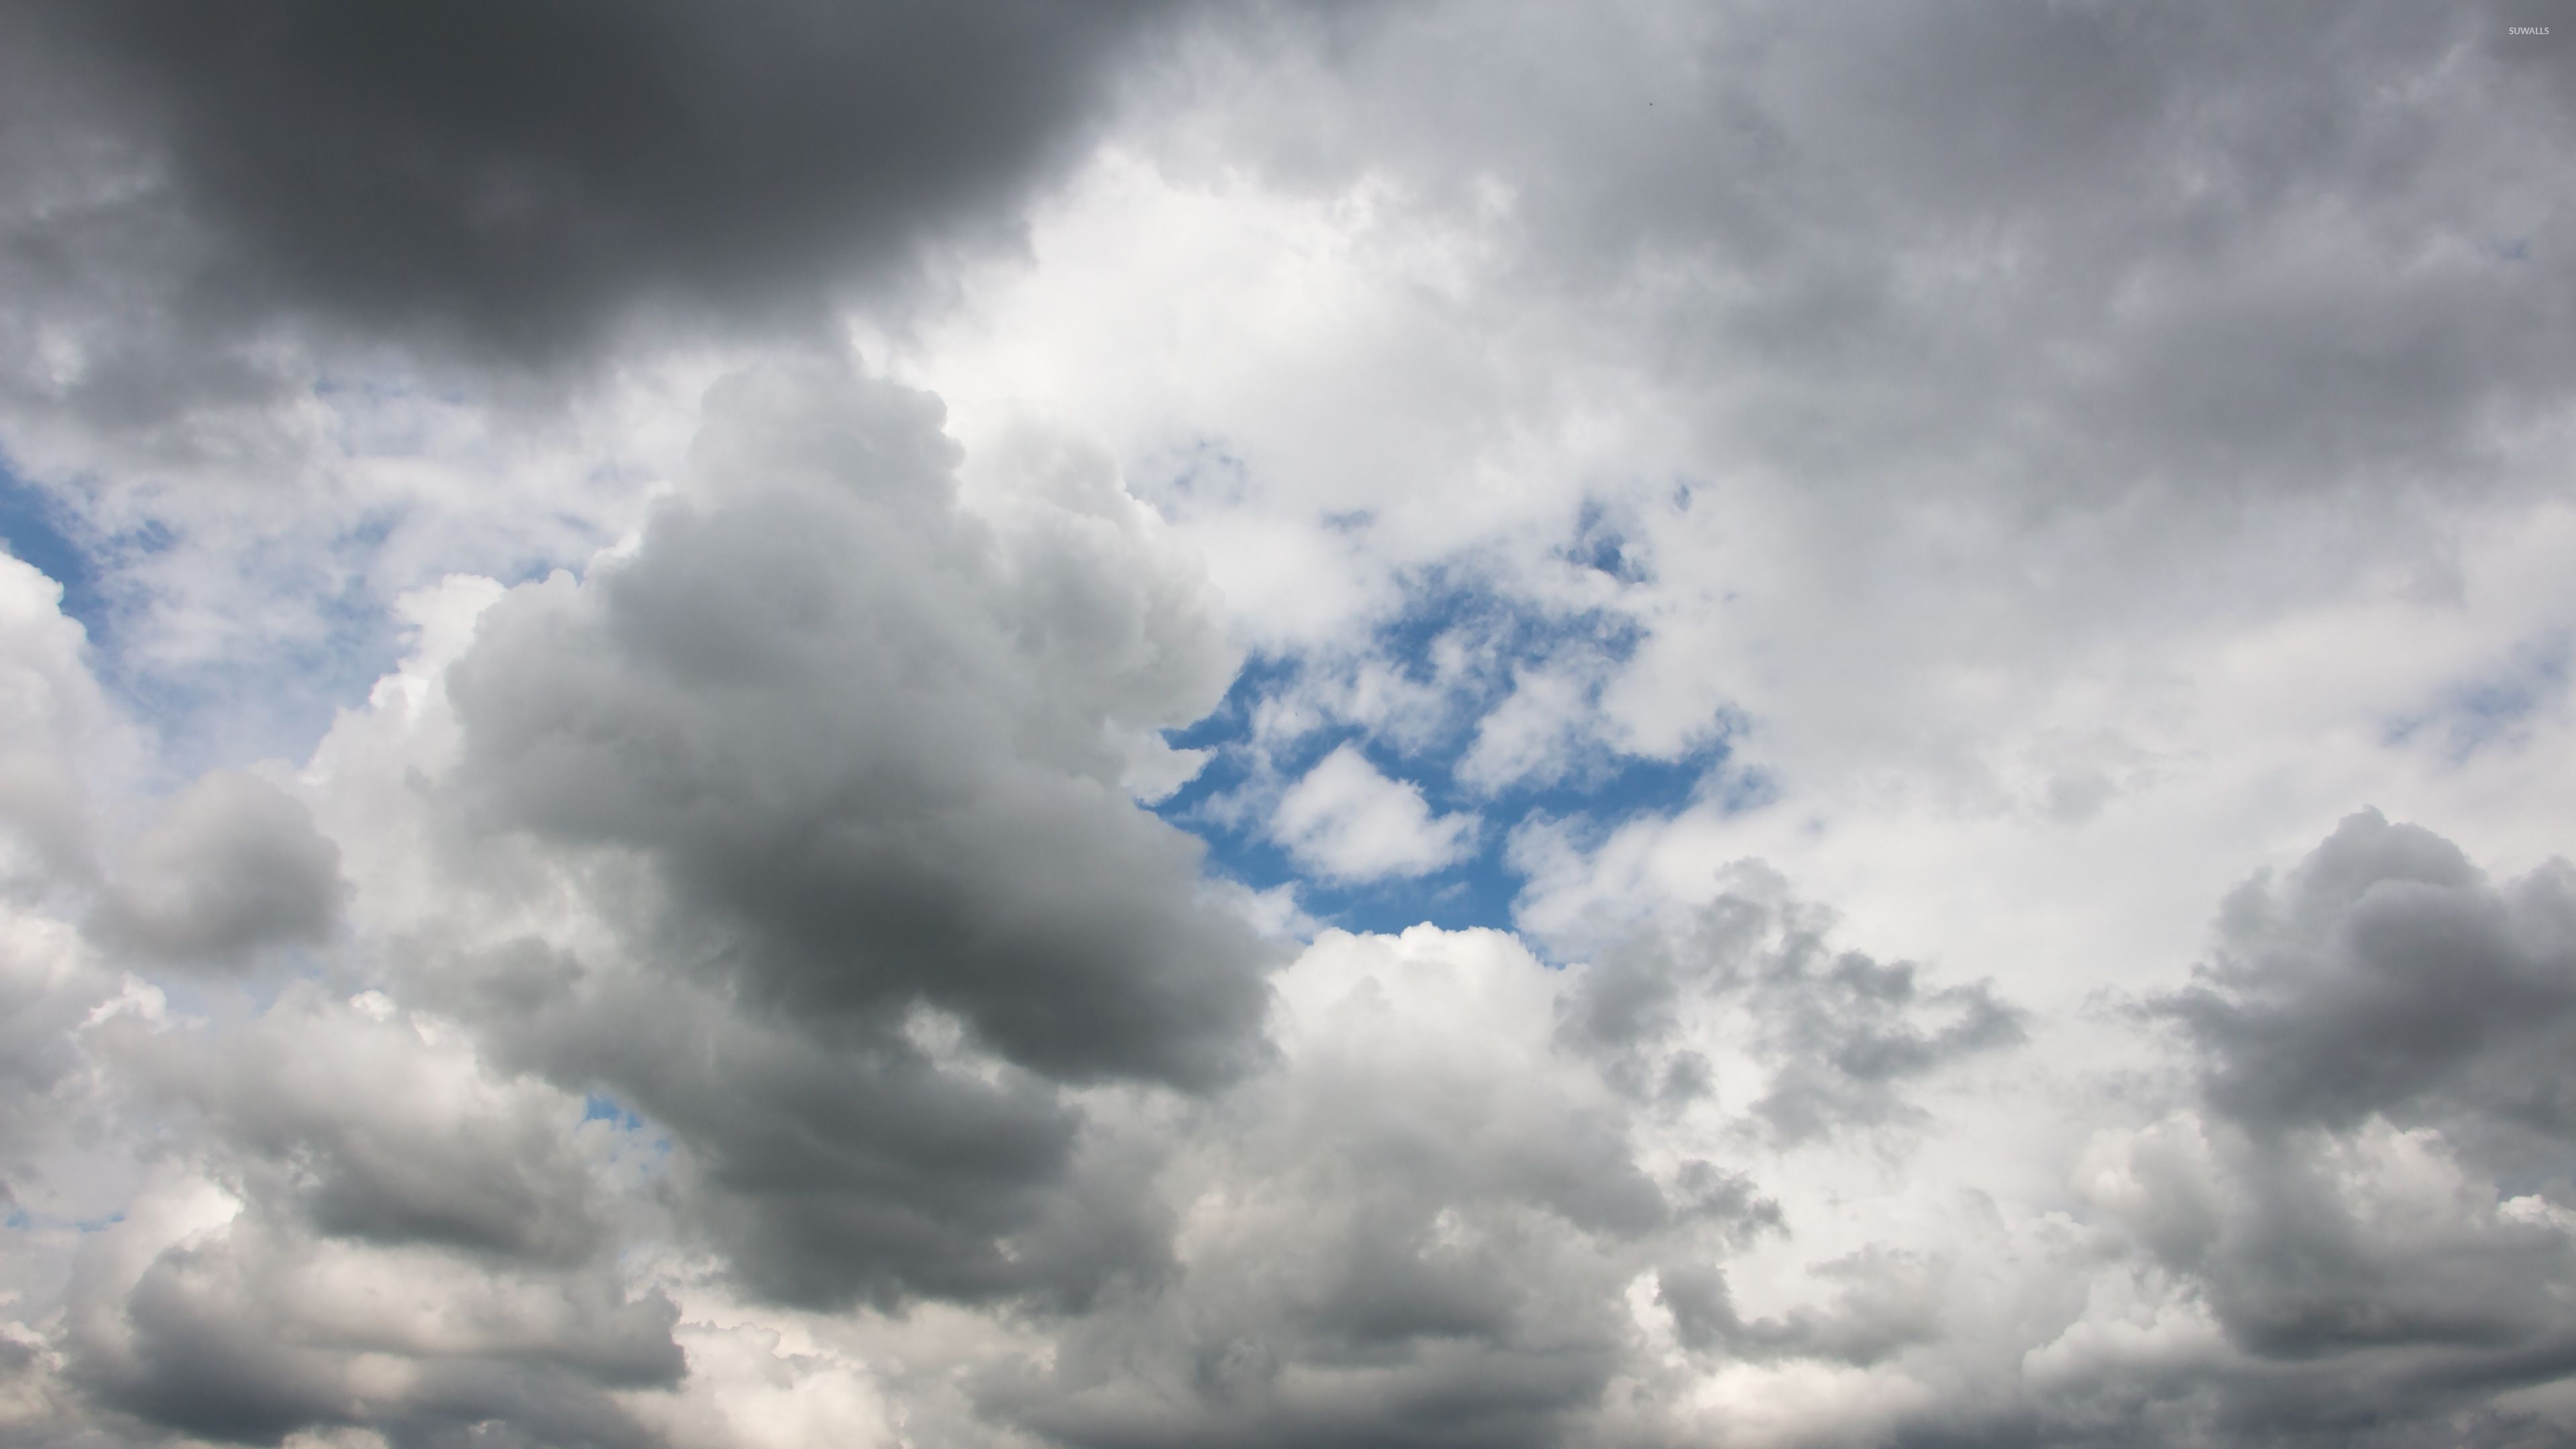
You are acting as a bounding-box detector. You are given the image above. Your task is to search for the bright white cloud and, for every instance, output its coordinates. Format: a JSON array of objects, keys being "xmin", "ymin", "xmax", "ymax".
[{"xmin": 1271, "ymin": 742, "xmax": 1477, "ymax": 881}]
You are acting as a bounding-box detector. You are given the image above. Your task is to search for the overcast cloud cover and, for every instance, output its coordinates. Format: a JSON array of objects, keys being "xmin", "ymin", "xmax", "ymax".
[{"xmin": 3, "ymin": 1, "xmax": 2576, "ymax": 1445}]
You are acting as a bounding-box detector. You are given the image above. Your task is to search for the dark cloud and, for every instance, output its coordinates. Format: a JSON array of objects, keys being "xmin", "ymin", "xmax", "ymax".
[
  {"xmin": 3, "ymin": 0, "xmax": 1189, "ymax": 386},
  {"xmin": 2161, "ymin": 808, "xmax": 2576, "ymax": 1145},
  {"xmin": 443, "ymin": 359, "xmax": 1273, "ymax": 1092},
  {"xmin": 2147, "ymin": 814, "xmax": 2576, "ymax": 1374},
  {"xmin": 89, "ymin": 769, "xmax": 344, "ymax": 967},
  {"xmin": 400, "ymin": 359, "xmax": 1275, "ymax": 1310},
  {"xmin": 444, "ymin": 949, "xmax": 1171, "ymax": 1312},
  {"xmin": 2014, "ymin": 815, "xmax": 2576, "ymax": 1445}
]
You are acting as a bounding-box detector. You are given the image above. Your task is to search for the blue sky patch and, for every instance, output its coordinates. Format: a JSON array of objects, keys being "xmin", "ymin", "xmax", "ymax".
[
  {"xmin": 582, "ymin": 1093, "xmax": 649, "ymax": 1132},
  {"xmin": 1157, "ymin": 569, "xmax": 1730, "ymax": 937},
  {"xmin": 2382, "ymin": 631, "xmax": 2571, "ymax": 763},
  {"xmin": 0, "ymin": 458, "xmax": 111, "ymax": 648}
]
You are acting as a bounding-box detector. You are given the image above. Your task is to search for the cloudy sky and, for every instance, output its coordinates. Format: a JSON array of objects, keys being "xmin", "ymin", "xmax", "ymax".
[{"xmin": 2, "ymin": 3, "xmax": 2575, "ymax": 1446}]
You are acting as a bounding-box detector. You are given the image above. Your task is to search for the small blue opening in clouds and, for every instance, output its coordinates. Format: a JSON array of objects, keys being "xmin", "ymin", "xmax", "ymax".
[
  {"xmin": 1565, "ymin": 499, "xmax": 1652, "ymax": 583},
  {"xmin": 1157, "ymin": 572, "xmax": 1734, "ymax": 941},
  {"xmin": 0, "ymin": 458, "xmax": 111, "ymax": 647},
  {"xmin": 2381, "ymin": 631, "xmax": 2571, "ymax": 762},
  {"xmin": 583, "ymin": 1093, "xmax": 647, "ymax": 1132}
]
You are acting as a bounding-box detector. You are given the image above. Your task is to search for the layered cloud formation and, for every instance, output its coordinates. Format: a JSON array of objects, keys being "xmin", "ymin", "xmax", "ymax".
[{"xmin": 3, "ymin": 2, "xmax": 2575, "ymax": 1446}]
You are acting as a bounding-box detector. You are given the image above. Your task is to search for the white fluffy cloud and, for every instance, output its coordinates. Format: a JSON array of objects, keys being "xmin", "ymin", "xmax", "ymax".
[{"xmin": 1271, "ymin": 743, "xmax": 1477, "ymax": 883}]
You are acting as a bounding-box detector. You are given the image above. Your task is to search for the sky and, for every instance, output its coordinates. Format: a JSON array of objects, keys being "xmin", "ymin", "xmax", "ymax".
[{"xmin": 1, "ymin": 3, "xmax": 2575, "ymax": 1446}]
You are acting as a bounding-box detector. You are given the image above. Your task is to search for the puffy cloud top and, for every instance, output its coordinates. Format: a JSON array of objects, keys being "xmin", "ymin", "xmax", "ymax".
[{"xmin": 445, "ymin": 359, "xmax": 1272, "ymax": 1091}]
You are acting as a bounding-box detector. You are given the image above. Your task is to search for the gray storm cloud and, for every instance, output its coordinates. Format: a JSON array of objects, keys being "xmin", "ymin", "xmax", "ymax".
[
  {"xmin": 2137, "ymin": 813, "xmax": 2576, "ymax": 1375},
  {"xmin": 412, "ymin": 359, "xmax": 1279, "ymax": 1311},
  {"xmin": 2167, "ymin": 810, "xmax": 2576, "ymax": 1144},
  {"xmin": 442, "ymin": 360, "xmax": 1272, "ymax": 1091},
  {"xmin": 0, "ymin": 0, "xmax": 1193, "ymax": 403}
]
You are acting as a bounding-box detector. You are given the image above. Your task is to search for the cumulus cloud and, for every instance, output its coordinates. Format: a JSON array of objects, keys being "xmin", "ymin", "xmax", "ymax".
[
  {"xmin": 2110, "ymin": 812, "xmax": 2576, "ymax": 1378},
  {"xmin": 5, "ymin": 3, "xmax": 2576, "ymax": 1447},
  {"xmin": 18, "ymin": 604, "xmax": 2576, "ymax": 1449},
  {"xmin": 1270, "ymin": 743, "xmax": 1476, "ymax": 883},
  {"xmin": 2162, "ymin": 808, "xmax": 2576, "ymax": 1147},
  {"xmin": 960, "ymin": 821, "xmax": 2576, "ymax": 1447},
  {"xmin": 90, "ymin": 769, "xmax": 343, "ymax": 967},
  {"xmin": 0, "ymin": 554, "xmax": 121, "ymax": 887},
  {"xmin": 2039, "ymin": 814, "xmax": 2576, "ymax": 1442},
  {"xmin": 66, "ymin": 990, "xmax": 682, "ymax": 1448},
  {"xmin": 985, "ymin": 926, "xmax": 1766, "ymax": 1449},
  {"xmin": 293, "ymin": 357, "xmax": 1275, "ymax": 1325},
  {"xmin": 0, "ymin": 554, "xmax": 128, "ymax": 1210},
  {"xmin": 443, "ymin": 357, "xmax": 1269, "ymax": 1092}
]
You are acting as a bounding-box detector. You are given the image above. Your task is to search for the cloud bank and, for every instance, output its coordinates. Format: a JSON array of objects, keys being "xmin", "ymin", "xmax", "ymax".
[{"xmin": 3, "ymin": 2, "xmax": 2576, "ymax": 1447}]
